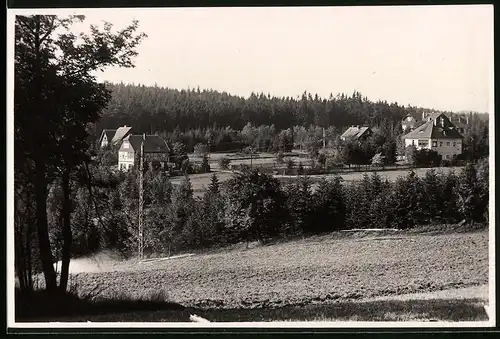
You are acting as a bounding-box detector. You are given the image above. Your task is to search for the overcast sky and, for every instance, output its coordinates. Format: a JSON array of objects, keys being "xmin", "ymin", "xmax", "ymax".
[{"xmin": 13, "ymin": 5, "xmax": 494, "ymax": 113}]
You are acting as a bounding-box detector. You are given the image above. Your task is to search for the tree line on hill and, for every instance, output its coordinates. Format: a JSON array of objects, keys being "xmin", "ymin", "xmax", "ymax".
[
  {"xmin": 97, "ymin": 82, "xmax": 489, "ymax": 164},
  {"xmin": 98, "ymin": 82, "xmax": 489, "ymax": 135}
]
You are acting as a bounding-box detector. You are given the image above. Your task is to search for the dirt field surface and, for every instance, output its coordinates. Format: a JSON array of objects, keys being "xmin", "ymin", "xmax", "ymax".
[{"xmin": 71, "ymin": 228, "xmax": 488, "ymax": 310}]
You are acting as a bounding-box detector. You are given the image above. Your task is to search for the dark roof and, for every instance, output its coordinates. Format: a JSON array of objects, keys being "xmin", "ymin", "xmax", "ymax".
[
  {"xmin": 126, "ymin": 134, "xmax": 170, "ymax": 153},
  {"xmin": 404, "ymin": 113, "xmax": 463, "ymax": 139},
  {"xmin": 341, "ymin": 126, "xmax": 371, "ymax": 140}
]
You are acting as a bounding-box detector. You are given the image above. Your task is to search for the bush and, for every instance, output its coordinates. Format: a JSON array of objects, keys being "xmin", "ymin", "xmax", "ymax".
[
  {"xmin": 276, "ymin": 152, "xmax": 285, "ymax": 164},
  {"xmin": 414, "ymin": 149, "xmax": 441, "ymax": 167},
  {"xmin": 201, "ymin": 155, "xmax": 210, "ymax": 173},
  {"xmin": 218, "ymin": 157, "xmax": 230, "ymax": 170},
  {"xmin": 194, "ymin": 143, "xmax": 209, "ymax": 156}
]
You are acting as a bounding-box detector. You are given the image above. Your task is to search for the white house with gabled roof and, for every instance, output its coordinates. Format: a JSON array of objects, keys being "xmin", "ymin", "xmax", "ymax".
[{"xmin": 403, "ymin": 112, "xmax": 463, "ymax": 160}]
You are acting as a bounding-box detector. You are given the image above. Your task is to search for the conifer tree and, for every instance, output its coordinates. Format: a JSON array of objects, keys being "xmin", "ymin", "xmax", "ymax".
[
  {"xmin": 422, "ymin": 169, "xmax": 443, "ymax": 223},
  {"xmin": 455, "ymin": 164, "xmax": 483, "ymax": 224},
  {"xmin": 312, "ymin": 176, "xmax": 345, "ymax": 232}
]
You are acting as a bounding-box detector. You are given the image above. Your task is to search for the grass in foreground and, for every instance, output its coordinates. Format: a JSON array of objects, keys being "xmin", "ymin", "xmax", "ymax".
[{"xmin": 17, "ymin": 294, "xmax": 488, "ymax": 323}]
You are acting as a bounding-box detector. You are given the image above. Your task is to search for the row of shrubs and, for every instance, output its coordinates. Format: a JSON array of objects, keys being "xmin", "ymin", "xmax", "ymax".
[{"xmin": 90, "ymin": 157, "xmax": 488, "ymax": 257}]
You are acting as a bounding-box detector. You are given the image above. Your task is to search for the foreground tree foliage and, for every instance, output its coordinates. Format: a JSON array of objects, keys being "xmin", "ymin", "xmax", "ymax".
[{"xmin": 14, "ymin": 14, "xmax": 146, "ymax": 293}]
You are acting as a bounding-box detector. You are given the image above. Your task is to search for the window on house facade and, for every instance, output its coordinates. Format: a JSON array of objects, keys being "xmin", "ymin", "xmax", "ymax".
[
  {"xmin": 418, "ymin": 140, "xmax": 428, "ymax": 147},
  {"xmin": 439, "ymin": 141, "xmax": 443, "ymax": 147},
  {"xmin": 412, "ymin": 140, "xmax": 415, "ymax": 146},
  {"xmin": 445, "ymin": 154, "xmax": 450, "ymax": 159},
  {"xmin": 446, "ymin": 142, "xmax": 450, "ymax": 146},
  {"xmin": 453, "ymin": 141, "xmax": 456, "ymax": 147},
  {"xmin": 120, "ymin": 164, "xmax": 125, "ymax": 170},
  {"xmin": 432, "ymin": 141, "xmax": 437, "ymax": 147},
  {"xmin": 123, "ymin": 142, "xmax": 129, "ymax": 149}
]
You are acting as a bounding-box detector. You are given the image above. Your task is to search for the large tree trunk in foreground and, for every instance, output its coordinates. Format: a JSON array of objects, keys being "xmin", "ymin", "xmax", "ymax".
[
  {"xmin": 34, "ymin": 159, "xmax": 57, "ymax": 291},
  {"xmin": 59, "ymin": 169, "xmax": 73, "ymax": 292}
]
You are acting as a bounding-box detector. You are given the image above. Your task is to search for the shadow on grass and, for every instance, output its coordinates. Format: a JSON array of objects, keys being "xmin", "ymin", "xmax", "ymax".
[
  {"xmin": 15, "ymin": 289, "xmax": 187, "ymax": 322},
  {"xmin": 17, "ymin": 290, "xmax": 488, "ymax": 323}
]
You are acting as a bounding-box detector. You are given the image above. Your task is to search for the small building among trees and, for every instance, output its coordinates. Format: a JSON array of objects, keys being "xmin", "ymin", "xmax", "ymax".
[
  {"xmin": 401, "ymin": 114, "xmax": 417, "ymax": 132},
  {"xmin": 340, "ymin": 125, "xmax": 373, "ymax": 142}
]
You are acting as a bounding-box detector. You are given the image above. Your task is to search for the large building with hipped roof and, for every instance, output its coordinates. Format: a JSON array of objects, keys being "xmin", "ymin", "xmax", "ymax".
[{"xmin": 403, "ymin": 112, "xmax": 464, "ymax": 160}]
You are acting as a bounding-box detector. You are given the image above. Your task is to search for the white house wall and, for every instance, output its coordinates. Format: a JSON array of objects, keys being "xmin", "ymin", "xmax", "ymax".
[
  {"xmin": 430, "ymin": 138, "xmax": 462, "ymax": 160},
  {"xmin": 118, "ymin": 151, "xmax": 135, "ymax": 170},
  {"xmin": 404, "ymin": 138, "xmax": 462, "ymax": 160},
  {"xmin": 101, "ymin": 135, "xmax": 108, "ymax": 148}
]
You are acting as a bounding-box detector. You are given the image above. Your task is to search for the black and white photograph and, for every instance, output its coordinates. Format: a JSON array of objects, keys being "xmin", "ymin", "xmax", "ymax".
[{"xmin": 7, "ymin": 5, "xmax": 494, "ymax": 328}]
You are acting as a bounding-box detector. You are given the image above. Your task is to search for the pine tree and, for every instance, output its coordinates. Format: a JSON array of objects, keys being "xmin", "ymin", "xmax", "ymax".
[
  {"xmin": 208, "ymin": 173, "xmax": 220, "ymax": 195},
  {"xmin": 285, "ymin": 175, "xmax": 313, "ymax": 235},
  {"xmin": 476, "ymin": 158, "xmax": 489, "ymax": 222},
  {"xmin": 312, "ymin": 176, "xmax": 346, "ymax": 232},
  {"xmin": 169, "ymin": 175, "xmax": 195, "ymax": 251},
  {"xmin": 390, "ymin": 171, "xmax": 425, "ymax": 229},
  {"xmin": 201, "ymin": 155, "xmax": 210, "ymax": 173},
  {"xmin": 440, "ymin": 170, "xmax": 460, "ymax": 223},
  {"xmin": 422, "ymin": 169, "xmax": 442, "ymax": 223},
  {"xmin": 455, "ymin": 163, "xmax": 482, "ymax": 224},
  {"xmin": 297, "ymin": 162, "xmax": 305, "ymax": 175}
]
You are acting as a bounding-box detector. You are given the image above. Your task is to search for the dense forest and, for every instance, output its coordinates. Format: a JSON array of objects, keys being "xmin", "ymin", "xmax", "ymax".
[
  {"xmin": 97, "ymin": 82, "xmax": 489, "ymax": 133},
  {"xmin": 95, "ymin": 82, "xmax": 489, "ymax": 160}
]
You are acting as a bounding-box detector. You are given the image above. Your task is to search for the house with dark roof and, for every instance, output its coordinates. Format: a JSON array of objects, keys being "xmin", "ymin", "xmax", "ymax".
[
  {"xmin": 401, "ymin": 114, "xmax": 417, "ymax": 132},
  {"xmin": 99, "ymin": 129, "xmax": 117, "ymax": 148},
  {"xmin": 118, "ymin": 134, "xmax": 170, "ymax": 171},
  {"xmin": 340, "ymin": 125, "xmax": 373, "ymax": 142},
  {"xmin": 403, "ymin": 113, "xmax": 463, "ymax": 160},
  {"xmin": 98, "ymin": 125, "xmax": 133, "ymax": 148},
  {"xmin": 448, "ymin": 114, "xmax": 470, "ymax": 134}
]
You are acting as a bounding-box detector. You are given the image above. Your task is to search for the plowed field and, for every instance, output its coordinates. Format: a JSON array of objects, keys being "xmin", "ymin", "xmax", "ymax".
[{"xmin": 71, "ymin": 229, "xmax": 489, "ymax": 310}]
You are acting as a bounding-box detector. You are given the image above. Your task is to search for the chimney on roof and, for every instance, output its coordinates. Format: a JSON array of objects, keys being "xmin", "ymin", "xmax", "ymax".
[{"xmin": 466, "ymin": 116, "xmax": 469, "ymax": 125}]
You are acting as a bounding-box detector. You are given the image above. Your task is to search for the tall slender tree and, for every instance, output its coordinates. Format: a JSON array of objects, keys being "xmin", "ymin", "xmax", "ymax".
[{"xmin": 15, "ymin": 15, "xmax": 146, "ymax": 292}]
